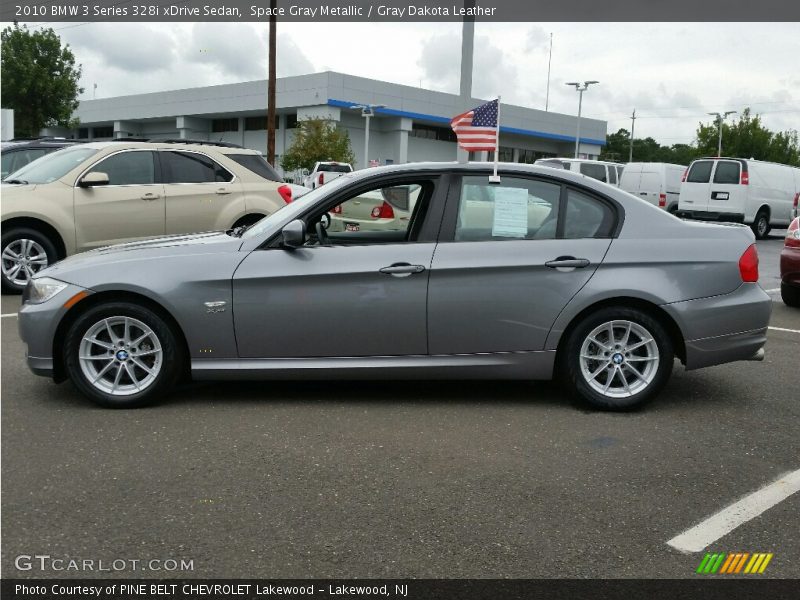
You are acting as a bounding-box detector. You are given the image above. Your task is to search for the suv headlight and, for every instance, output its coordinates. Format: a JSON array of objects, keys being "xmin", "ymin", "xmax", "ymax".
[{"xmin": 24, "ymin": 277, "xmax": 68, "ymax": 304}]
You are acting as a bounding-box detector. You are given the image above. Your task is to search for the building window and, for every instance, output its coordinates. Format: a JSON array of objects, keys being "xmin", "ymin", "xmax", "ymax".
[
  {"xmin": 244, "ymin": 116, "xmax": 279, "ymax": 131},
  {"xmin": 487, "ymin": 146, "xmax": 514, "ymax": 162},
  {"xmin": 410, "ymin": 123, "xmax": 457, "ymax": 143},
  {"xmin": 286, "ymin": 114, "xmax": 298, "ymax": 129},
  {"xmin": 211, "ymin": 118, "xmax": 239, "ymax": 133},
  {"xmin": 93, "ymin": 126, "xmax": 113, "ymax": 138},
  {"xmin": 516, "ymin": 149, "xmax": 556, "ymax": 164},
  {"xmin": 77, "ymin": 128, "xmax": 89, "ymax": 139}
]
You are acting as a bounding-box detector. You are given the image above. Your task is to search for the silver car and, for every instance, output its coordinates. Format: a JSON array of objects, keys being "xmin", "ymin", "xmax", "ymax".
[{"xmin": 18, "ymin": 162, "xmax": 771, "ymax": 410}]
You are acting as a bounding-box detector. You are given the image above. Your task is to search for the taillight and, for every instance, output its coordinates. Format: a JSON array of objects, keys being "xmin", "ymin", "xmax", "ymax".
[
  {"xmin": 738, "ymin": 244, "xmax": 759, "ymax": 282},
  {"xmin": 681, "ymin": 169, "xmax": 688, "ymax": 182},
  {"xmin": 331, "ymin": 204, "xmax": 342, "ymax": 214},
  {"xmin": 786, "ymin": 219, "xmax": 800, "ymax": 249},
  {"xmin": 658, "ymin": 193, "xmax": 667, "ymax": 208},
  {"xmin": 371, "ymin": 201, "xmax": 395, "ymax": 219},
  {"xmin": 318, "ymin": 173, "xmax": 324, "ymax": 185},
  {"xmin": 277, "ymin": 184, "xmax": 292, "ymax": 204},
  {"xmin": 740, "ymin": 170, "xmax": 749, "ymax": 185},
  {"xmin": 793, "ymin": 192, "xmax": 799, "ymax": 213}
]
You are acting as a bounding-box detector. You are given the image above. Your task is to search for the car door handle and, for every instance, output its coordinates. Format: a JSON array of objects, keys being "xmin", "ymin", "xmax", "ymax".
[
  {"xmin": 545, "ymin": 257, "xmax": 590, "ymax": 269},
  {"xmin": 379, "ymin": 263, "xmax": 425, "ymax": 276},
  {"xmin": 216, "ymin": 188, "xmax": 232, "ymax": 195},
  {"xmin": 141, "ymin": 193, "xmax": 160, "ymax": 201}
]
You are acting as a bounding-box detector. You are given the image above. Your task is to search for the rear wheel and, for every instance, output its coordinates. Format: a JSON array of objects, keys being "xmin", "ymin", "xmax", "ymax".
[
  {"xmin": 752, "ymin": 209, "xmax": 771, "ymax": 240},
  {"xmin": 782, "ymin": 282, "xmax": 800, "ymax": 308},
  {"xmin": 560, "ymin": 307, "xmax": 674, "ymax": 410},
  {"xmin": 63, "ymin": 302, "xmax": 183, "ymax": 407},
  {"xmin": 1, "ymin": 228, "xmax": 58, "ymax": 294}
]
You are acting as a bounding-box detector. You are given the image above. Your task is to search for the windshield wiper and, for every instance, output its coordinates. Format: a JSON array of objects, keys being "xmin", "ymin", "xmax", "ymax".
[{"xmin": 4, "ymin": 178, "xmax": 29, "ymax": 185}]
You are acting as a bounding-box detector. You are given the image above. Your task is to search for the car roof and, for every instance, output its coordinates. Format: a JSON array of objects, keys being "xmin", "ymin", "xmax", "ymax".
[
  {"xmin": 1, "ymin": 139, "xmax": 83, "ymax": 150},
  {"xmin": 79, "ymin": 141, "xmax": 261, "ymax": 155}
]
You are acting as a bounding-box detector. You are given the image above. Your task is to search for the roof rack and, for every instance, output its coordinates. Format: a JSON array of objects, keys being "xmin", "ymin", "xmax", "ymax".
[
  {"xmin": 111, "ymin": 137, "xmax": 151, "ymax": 142},
  {"xmin": 158, "ymin": 139, "xmax": 244, "ymax": 149}
]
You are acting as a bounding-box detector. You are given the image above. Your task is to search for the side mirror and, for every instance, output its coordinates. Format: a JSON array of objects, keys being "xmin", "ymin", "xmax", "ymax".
[
  {"xmin": 281, "ymin": 219, "xmax": 306, "ymax": 249},
  {"xmin": 79, "ymin": 171, "xmax": 110, "ymax": 187},
  {"xmin": 301, "ymin": 169, "xmax": 310, "ymax": 177}
]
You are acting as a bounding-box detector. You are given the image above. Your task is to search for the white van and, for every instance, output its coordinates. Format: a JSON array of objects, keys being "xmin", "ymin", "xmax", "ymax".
[
  {"xmin": 535, "ymin": 158, "xmax": 624, "ymax": 187},
  {"xmin": 678, "ymin": 157, "xmax": 800, "ymax": 239},
  {"xmin": 619, "ymin": 162, "xmax": 685, "ymax": 213}
]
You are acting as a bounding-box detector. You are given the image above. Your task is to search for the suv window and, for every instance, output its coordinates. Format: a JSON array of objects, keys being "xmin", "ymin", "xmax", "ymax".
[
  {"xmin": 161, "ymin": 151, "xmax": 234, "ymax": 183},
  {"xmin": 8, "ymin": 146, "xmax": 98, "ymax": 185},
  {"xmin": 564, "ymin": 189, "xmax": 615, "ymax": 238},
  {"xmin": 455, "ymin": 176, "xmax": 561, "ymax": 241},
  {"xmin": 227, "ymin": 154, "xmax": 282, "ymax": 182},
  {"xmin": 608, "ymin": 165, "xmax": 617, "ymax": 184},
  {"xmin": 88, "ymin": 150, "xmax": 156, "ymax": 185},
  {"xmin": 579, "ymin": 162, "xmax": 607, "ymax": 183},
  {"xmin": 713, "ymin": 161, "xmax": 740, "ymax": 184},
  {"xmin": 686, "ymin": 161, "xmax": 713, "ymax": 183}
]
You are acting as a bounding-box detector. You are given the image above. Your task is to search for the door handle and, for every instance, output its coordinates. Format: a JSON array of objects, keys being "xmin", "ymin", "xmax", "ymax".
[
  {"xmin": 141, "ymin": 193, "xmax": 159, "ymax": 201},
  {"xmin": 545, "ymin": 256, "xmax": 590, "ymax": 269},
  {"xmin": 216, "ymin": 188, "xmax": 232, "ymax": 195},
  {"xmin": 379, "ymin": 263, "xmax": 425, "ymax": 276}
]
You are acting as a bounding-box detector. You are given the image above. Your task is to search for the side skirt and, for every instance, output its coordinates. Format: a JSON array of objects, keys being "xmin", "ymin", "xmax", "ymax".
[{"xmin": 191, "ymin": 350, "xmax": 556, "ymax": 381}]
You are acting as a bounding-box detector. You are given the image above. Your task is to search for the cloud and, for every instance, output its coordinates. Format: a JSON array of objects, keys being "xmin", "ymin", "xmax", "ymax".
[
  {"xmin": 182, "ymin": 22, "xmax": 267, "ymax": 80},
  {"xmin": 66, "ymin": 23, "xmax": 175, "ymax": 73}
]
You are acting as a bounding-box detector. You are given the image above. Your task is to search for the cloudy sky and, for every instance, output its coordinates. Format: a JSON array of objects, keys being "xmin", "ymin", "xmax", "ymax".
[{"xmin": 27, "ymin": 21, "xmax": 800, "ymax": 145}]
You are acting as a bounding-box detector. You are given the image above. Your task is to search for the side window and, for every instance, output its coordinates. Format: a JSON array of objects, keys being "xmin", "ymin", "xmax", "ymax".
[
  {"xmin": 455, "ymin": 176, "xmax": 561, "ymax": 241},
  {"xmin": 579, "ymin": 162, "xmax": 607, "ymax": 183},
  {"xmin": 608, "ymin": 165, "xmax": 618, "ymax": 185},
  {"xmin": 713, "ymin": 161, "xmax": 740, "ymax": 184},
  {"xmin": 564, "ymin": 189, "xmax": 615, "ymax": 239},
  {"xmin": 88, "ymin": 151, "xmax": 156, "ymax": 185},
  {"xmin": 161, "ymin": 151, "xmax": 234, "ymax": 184},
  {"xmin": 686, "ymin": 161, "xmax": 713, "ymax": 183},
  {"xmin": 616, "ymin": 166, "xmax": 624, "ymax": 181}
]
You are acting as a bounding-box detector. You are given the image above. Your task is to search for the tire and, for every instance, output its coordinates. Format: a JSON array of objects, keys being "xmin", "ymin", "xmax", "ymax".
[
  {"xmin": 1, "ymin": 227, "xmax": 59, "ymax": 294},
  {"xmin": 560, "ymin": 307, "xmax": 674, "ymax": 410},
  {"xmin": 667, "ymin": 203, "xmax": 679, "ymax": 215},
  {"xmin": 63, "ymin": 302, "xmax": 183, "ymax": 408},
  {"xmin": 752, "ymin": 209, "xmax": 771, "ymax": 240},
  {"xmin": 782, "ymin": 282, "xmax": 800, "ymax": 308}
]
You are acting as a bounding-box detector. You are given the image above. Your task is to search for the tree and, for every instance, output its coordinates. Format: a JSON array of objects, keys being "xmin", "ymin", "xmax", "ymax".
[
  {"xmin": 280, "ymin": 118, "xmax": 356, "ymax": 172},
  {"xmin": 1, "ymin": 24, "xmax": 83, "ymax": 137}
]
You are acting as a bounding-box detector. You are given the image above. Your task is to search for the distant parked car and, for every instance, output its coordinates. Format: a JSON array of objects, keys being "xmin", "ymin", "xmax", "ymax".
[
  {"xmin": 1, "ymin": 137, "xmax": 84, "ymax": 180},
  {"xmin": 1, "ymin": 139, "xmax": 289, "ymax": 293},
  {"xmin": 328, "ymin": 183, "xmax": 418, "ymax": 233},
  {"xmin": 678, "ymin": 157, "xmax": 800, "ymax": 239},
  {"xmin": 619, "ymin": 162, "xmax": 685, "ymax": 213},
  {"xmin": 303, "ymin": 161, "xmax": 353, "ymax": 189},
  {"xmin": 535, "ymin": 158, "xmax": 623, "ymax": 187},
  {"xmin": 780, "ymin": 217, "xmax": 800, "ymax": 307},
  {"xmin": 18, "ymin": 162, "xmax": 770, "ymax": 410}
]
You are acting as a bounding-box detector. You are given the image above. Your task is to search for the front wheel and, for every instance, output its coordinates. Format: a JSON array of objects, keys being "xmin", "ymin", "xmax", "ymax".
[
  {"xmin": 63, "ymin": 302, "xmax": 183, "ymax": 407},
  {"xmin": 2, "ymin": 228, "xmax": 58, "ymax": 294},
  {"xmin": 560, "ymin": 307, "xmax": 674, "ymax": 410}
]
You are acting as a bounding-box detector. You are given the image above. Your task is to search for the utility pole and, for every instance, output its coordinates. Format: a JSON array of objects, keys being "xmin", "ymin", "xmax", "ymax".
[
  {"xmin": 457, "ymin": 0, "xmax": 475, "ymax": 163},
  {"xmin": 545, "ymin": 33, "xmax": 553, "ymax": 111},
  {"xmin": 708, "ymin": 111, "xmax": 737, "ymax": 157},
  {"xmin": 629, "ymin": 109, "xmax": 636, "ymax": 162},
  {"xmin": 266, "ymin": 0, "xmax": 277, "ymax": 165}
]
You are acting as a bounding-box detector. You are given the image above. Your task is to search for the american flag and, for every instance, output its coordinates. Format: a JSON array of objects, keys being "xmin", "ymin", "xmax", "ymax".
[{"xmin": 450, "ymin": 99, "xmax": 499, "ymax": 152}]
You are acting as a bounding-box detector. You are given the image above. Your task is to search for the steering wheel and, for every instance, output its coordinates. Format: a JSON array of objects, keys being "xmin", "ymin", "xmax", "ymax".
[{"xmin": 315, "ymin": 216, "xmax": 331, "ymax": 246}]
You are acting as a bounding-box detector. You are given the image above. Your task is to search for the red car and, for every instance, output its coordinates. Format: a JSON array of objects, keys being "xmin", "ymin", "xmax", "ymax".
[{"xmin": 781, "ymin": 217, "xmax": 800, "ymax": 307}]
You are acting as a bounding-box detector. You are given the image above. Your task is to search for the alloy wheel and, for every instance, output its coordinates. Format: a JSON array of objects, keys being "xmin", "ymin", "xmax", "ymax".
[{"xmin": 2, "ymin": 239, "xmax": 49, "ymax": 286}]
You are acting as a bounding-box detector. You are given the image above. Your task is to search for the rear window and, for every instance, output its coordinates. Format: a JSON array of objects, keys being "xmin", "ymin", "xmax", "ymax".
[
  {"xmin": 608, "ymin": 165, "xmax": 617, "ymax": 184},
  {"xmin": 579, "ymin": 162, "xmax": 607, "ymax": 183},
  {"xmin": 228, "ymin": 154, "xmax": 282, "ymax": 182},
  {"xmin": 686, "ymin": 161, "xmax": 713, "ymax": 183},
  {"xmin": 318, "ymin": 164, "xmax": 352, "ymax": 173},
  {"xmin": 713, "ymin": 161, "xmax": 740, "ymax": 184}
]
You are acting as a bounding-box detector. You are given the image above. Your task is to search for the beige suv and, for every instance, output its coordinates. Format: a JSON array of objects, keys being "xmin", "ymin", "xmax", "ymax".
[{"xmin": 1, "ymin": 140, "xmax": 288, "ymax": 292}]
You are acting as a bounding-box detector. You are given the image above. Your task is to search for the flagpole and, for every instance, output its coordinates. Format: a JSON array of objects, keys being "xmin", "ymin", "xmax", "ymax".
[{"xmin": 489, "ymin": 96, "xmax": 501, "ymax": 183}]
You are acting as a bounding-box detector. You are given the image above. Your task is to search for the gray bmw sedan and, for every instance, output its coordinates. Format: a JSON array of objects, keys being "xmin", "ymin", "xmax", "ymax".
[{"xmin": 18, "ymin": 162, "xmax": 771, "ymax": 410}]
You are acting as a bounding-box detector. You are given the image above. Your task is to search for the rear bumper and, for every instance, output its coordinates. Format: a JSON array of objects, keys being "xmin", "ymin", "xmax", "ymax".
[
  {"xmin": 676, "ymin": 210, "xmax": 745, "ymax": 224},
  {"xmin": 780, "ymin": 247, "xmax": 800, "ymax": 286},
  {"xmin": 662, "ymin": 283, "xmax": 772, "ymax": 370}
]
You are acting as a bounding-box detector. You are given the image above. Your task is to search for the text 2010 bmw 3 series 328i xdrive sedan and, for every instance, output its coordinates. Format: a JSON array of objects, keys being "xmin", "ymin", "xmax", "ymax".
[{"xmin": 18, "ymin": 162, "xmax": 771, "ymax": 410}]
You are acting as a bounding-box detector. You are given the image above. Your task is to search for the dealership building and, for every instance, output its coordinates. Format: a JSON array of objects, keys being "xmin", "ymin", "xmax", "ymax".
[{"xmin": 50, "ymin": 71, "xmax": 606, "ymax": 176}]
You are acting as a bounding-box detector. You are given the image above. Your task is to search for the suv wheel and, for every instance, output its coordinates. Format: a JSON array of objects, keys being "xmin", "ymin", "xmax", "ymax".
[
  {"xmin": 561, "ymin": 307, "xmax": 674, "ymax": 410},
  {"xmin": 63, "ymin": 302, "xmax": 183, "ymax": 407},
  {"xmin": 1, "ymin": 228, "xmax": 57, "ymax": 294}
]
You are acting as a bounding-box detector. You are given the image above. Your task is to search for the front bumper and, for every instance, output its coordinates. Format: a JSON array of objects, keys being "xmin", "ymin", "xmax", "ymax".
[
  {"xmin": 662, "ymin": 282, "xmax": 772, "ymax": 370},
  {"xmin": 18, "ymin": 283, "xmax": 90, "ymax": 379}
]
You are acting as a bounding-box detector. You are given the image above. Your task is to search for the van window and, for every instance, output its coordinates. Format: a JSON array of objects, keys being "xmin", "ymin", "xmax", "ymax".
[
  {"xmin": 608, "ymin": 165, "xmax": 617, "ymax": 184},
  {"xmin": 686, "ymin": 161, "xmax": 713, "ymax": 183},
  {"xmin": 579, "ymin": 162, "xmax": 607, "ymax": 183},
  {"xmin": 713, "ymin": 161, "xmax": 740, "ymax": 184}
]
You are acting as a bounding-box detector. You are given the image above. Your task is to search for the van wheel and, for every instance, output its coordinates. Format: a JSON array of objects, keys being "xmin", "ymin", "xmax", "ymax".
[
  {"xmin": 1, "ymin": 228, "xmax": 58, "ymax": 294},
  {"xmin": 752, "ymin": 209, "xmax": 770, "ymax": 239}
]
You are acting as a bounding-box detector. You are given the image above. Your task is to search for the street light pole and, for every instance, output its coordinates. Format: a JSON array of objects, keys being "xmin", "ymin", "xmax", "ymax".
[
  {"xmin": 708, "ymin": 111, "xmax": 737, "ymax": 156},
  {"xmin": 350, "ymin": 104, "xmax": 385, "ymax": 169},
  {"xmin": 566, "ymin": 80, "xmax": 599, "ymax": 159}
]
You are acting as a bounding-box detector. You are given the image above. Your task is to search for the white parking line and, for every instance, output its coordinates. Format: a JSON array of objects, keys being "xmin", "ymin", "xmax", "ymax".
[
  {"xmin": 764, "ymin": 288, "xmax": 781, "ymax": 293},
  {"xmin": 667, "ymin": 469, "xmax": 800, "ymax": 553},
  {"xmin": 769, "ymin": 326, "xmax": 800, "ymax": 334},
  {"xmin": 1, "ymin": 313, "xmax": 18, "ymax": 318}
]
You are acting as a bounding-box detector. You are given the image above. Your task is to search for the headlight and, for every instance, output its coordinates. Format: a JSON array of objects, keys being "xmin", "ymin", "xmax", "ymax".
[{"xmin": 24, "ymin": 277, "xmax": 68, "ymax": 304}]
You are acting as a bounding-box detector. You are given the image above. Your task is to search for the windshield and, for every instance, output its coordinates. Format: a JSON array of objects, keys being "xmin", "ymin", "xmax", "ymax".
[
  {"xmin": 4, "ymin": 146, "xmax": 99, "ymax": 184},
  {"xmin": 240, "ymin": 172, "xmax": 358, "ymax": 240}
]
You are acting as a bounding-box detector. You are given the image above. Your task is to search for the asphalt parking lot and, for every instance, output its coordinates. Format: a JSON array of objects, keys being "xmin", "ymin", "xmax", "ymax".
[{"xmin": 1, "ymin": 235, "xmax": 798, "ymax": 579}]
